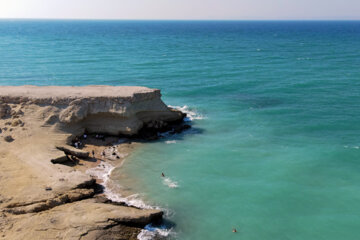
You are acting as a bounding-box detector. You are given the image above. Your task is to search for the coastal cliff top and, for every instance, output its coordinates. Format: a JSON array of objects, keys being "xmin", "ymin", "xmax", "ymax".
[{"xmin": 0, "ymin": 85, "xmax": 156, "ymax": 99}]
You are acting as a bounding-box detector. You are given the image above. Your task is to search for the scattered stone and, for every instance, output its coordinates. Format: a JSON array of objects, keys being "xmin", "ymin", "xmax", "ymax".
[
  {"xmin": 0, "ymin": 104, "xmax": 11, "ymax": 119},
  {"xmin": 45, "ymin": 187, "xmax": 52, "ymax": 191},
  {"xmin": 11, "ymin": 119, "xmax": 22, "ymax": 127},
  {"xmin": 4, "ymin": 135, "xmax": 14, "ymax": 142},
  {"xmin": 16, "ymin": 109, "xmax": 24, "ymax": 115}
]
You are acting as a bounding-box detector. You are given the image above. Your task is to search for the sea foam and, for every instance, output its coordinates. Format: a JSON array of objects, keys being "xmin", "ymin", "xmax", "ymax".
[
  {"xmin": 86, "ymin": 162, "xmax": 154, "ymax": 209},
  {"xmin": 169, "ymin": 105, "xmax": 205, "ymax": 122},
  {"xmin": 163, "ymin": 177, "xmax": 179, "ymax": 188},
  {"xmin": 138, "ymin": 224, "xmax": 174, "ymax": 240}
]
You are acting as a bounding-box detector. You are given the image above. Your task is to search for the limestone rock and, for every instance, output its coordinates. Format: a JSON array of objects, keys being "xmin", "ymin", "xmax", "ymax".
[
  {"xmin": 50, "ymin": 154, "xmax": 70, "ymax": 164},
  {"xmin": 3, "ymin": 199, "xmax": 163, "ymax": 240},
  {"xmin": 56, "ymin": 145, "xmax": 90, "ymax": 159},
  {"xmin": 0, "ymin": 86, "xmax": 185, "ymax": 135}
]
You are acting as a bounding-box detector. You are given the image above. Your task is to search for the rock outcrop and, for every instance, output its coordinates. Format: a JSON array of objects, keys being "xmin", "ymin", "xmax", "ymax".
[
  {"xmin": 0, "ymin": 86, "xmax": 185, "ymax": 136},
  {"xmin": 0, "ymin": 86, "xmax": 185, "ymax": 240}
]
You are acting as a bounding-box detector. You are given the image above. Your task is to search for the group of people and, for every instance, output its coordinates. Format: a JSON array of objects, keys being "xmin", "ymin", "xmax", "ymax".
[
  {"xmin": 73, "ymin": 134, "xmax": 89, "ymax": 149},
  {"xmin": 73, "ymin": 138, "xmax": 83, "ymax": 149}
]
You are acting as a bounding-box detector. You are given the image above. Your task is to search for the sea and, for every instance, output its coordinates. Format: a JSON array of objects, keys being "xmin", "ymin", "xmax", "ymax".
[{"xmin": 1, "ymin": 20, "xmax": 360, "ymax": 240}]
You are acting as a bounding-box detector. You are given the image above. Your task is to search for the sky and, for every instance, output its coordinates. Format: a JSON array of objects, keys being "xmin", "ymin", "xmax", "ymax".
[{"xmin": 0, "ymin": 0, "xmax": 359, "ymax": 20}]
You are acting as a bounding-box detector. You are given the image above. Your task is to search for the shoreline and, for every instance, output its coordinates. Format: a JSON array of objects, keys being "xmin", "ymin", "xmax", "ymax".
[{"xmin": 0, "ymin": 86, "xmax": 189, "ymax": 239}]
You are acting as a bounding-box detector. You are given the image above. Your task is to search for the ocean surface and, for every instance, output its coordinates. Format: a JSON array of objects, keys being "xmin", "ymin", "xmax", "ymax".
[{"xmin": 1, "ymin": 20, "xmax": 360, "ymax": 240}]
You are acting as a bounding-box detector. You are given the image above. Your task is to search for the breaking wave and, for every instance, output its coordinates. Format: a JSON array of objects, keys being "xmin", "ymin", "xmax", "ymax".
[
  {"xmin": 86, "ymin": 162, "xmax": 154, "ymax": 209},
  {"xmin": 86, "ymin": 162, "xmax": 175, "ymax": 240},
  {"xmin": 138, "ymin": 224, "xmax": 174, "ymax": 240},
  {"xmin": 163, "ymin": 177, "xmax": 179, "ymax": 188},
  {"xmin": 169, "ymin": 105, "xmax": 206, "ymax": 122}
]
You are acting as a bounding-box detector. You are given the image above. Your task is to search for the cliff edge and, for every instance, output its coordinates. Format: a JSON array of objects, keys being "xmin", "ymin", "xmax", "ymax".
[{"xmin": 0, "ymin": 86, "xmax": 186, "ymax": 240}]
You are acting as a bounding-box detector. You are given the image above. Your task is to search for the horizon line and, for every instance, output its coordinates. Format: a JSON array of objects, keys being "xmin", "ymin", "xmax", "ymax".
[{"xmin": 0, "ymin": 18, "xmax": 359, "ymax": 21}]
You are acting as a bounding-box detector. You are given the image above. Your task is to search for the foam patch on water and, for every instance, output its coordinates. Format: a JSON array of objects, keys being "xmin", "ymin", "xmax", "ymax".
[
  {"xmin": 86, "ymin": 162, "xmax": 154, "ymax": 209},
  {"xmin": 163, "ymin": 177, "xmax": 179, "ymax": 188},
  {"xmin": 169, "ymin": 105, "xmax": 205, "ymax": 122},
  {"xmin": 165, "ymin": 140, "xmax": 177, "ymax": 144},
  {"xmin": 87, "ymin": 163, "xmax": 176, "ymax": 240},
  {"xmin": 87, "ymin": 163, "xmax": 175, "ymax": 240},
  {"xmin": 138, "ymin": 224, "xmax": 174, "ymax": 240},
  {"xmin": 344, "ymin": 145, "xmax": 359, "ymax": 149}
]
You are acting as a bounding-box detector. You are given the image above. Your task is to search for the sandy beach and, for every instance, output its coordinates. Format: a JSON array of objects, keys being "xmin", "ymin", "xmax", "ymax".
[{"xmin": 0, "ymin": 86, "xmax": 187, "ymax": 240}]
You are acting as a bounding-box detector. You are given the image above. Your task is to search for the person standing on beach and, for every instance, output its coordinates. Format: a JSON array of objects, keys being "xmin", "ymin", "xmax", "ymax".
[{"xmin": 92, "ymin": 150, "xmax": 95, "ymax": 158}]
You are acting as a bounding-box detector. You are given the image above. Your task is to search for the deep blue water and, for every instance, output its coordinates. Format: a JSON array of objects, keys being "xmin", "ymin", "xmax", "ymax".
[{"xmin": 1, "ymin": 20, "xmax": 360, "ymax": 240}]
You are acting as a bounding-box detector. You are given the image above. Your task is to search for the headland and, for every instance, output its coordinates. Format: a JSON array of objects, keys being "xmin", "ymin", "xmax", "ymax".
[{"xmin": 0, "ymin": 86, "xmax": 188, "ymax": 240}]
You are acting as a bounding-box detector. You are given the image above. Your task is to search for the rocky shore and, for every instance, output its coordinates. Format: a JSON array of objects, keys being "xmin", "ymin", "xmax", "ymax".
[{"xmin": 0, "ymin": 86, "xmax": 188, "ymax": 240}]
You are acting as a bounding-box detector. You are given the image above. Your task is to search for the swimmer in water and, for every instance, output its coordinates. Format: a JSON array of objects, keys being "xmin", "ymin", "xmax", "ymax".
[
  {"xmin": 161, "ymin": 173, "xmax": 165, "ymax": 177},
  {"xmin": 232, "ymin": 228, "xmax": 237, "ymax": 233}
]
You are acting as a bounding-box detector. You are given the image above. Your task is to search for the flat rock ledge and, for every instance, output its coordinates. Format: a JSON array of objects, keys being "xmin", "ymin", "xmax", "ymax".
[{"xmin": 0, "ymin": 86, "xmax": 186, "ymax": 240}]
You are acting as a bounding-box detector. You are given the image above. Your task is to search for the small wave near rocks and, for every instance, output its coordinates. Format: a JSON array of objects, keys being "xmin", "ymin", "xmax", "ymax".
[{"xmin": 169, "ymin": 105, "xmax": 206, "ymax": 122}]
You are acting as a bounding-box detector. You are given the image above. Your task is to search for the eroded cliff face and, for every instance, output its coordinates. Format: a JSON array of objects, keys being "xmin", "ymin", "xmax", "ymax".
[
  {"xmin": 0, "ymin": 85, "xmax": 184, "ymax": 136},
  {"xmin": 0, "ymin": 86, "xmax": 185, "ymax": 240}
]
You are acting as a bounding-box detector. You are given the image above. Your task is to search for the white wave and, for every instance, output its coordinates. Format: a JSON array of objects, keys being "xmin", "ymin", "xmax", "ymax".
[
  {"xmin": 86, "ymin": 162, "xmax": 154, "ymax": 209},
  {"xmin": 138, "ymin": 224, "xmax": 173, "ymax": 240},
  {"xmin": 86, "ymin": 150, "xmax": 177, "ymax": 240},
  {"xmin": 165, "ymin": 140, "xmax": 177, "ymax": 144},
  {"xmin": 169, "ymin": 105, "xmax": 205, "ymax": 122},
  {"xmin": 344, "ymin": 145, "xmax": 359, "ymax": 149},
  {"xmin": 296, "ymin": 57, "xmax": 311, "ymax": 60},
  {"xmin": 163, "ymin": 177, "xmax": 179, "ymax": 188}
]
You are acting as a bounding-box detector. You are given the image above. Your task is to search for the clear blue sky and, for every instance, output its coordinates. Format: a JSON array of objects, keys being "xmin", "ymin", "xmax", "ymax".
[{"xmin": 0, "ymin": 0, "xmax": 359, "ymax": 20}]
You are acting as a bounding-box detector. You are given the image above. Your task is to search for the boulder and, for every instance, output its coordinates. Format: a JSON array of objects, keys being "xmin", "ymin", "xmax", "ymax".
[
  {"xmin": 4, "ymin": 135, "xmax": 14, "ymax": 142},
  {"xmin": 56, "ymin": 145, "xmax": 89, "ymax": 159}
]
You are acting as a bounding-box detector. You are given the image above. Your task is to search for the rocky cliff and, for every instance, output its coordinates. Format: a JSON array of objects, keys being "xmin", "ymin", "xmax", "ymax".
[
  {"xmin": 0, "ymin": 86, "xmax": 186, "ymax": 240},
  {"xmin": 0, "ymin": 85, "xmax": 184, "ymax": 136}
]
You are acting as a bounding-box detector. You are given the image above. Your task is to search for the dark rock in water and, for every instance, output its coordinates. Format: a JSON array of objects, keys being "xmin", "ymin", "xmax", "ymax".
[
  {"xmin": 137, "ymin": 116, "xmax": 191, "ymax": 140},
  {"xmin": 4, "ymin": 135, "xmax": 14, "ymax": 142},
  {"xmin": 172, "ymin": 124, "xmax": 191, "ymax": 133}
]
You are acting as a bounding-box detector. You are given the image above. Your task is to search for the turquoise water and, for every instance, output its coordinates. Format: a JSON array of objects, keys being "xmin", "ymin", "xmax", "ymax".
[{"xmin": 1, "ymin": 20, "xmax": 360, "ymax": 240}]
